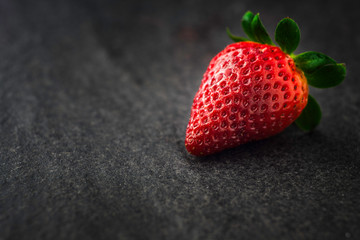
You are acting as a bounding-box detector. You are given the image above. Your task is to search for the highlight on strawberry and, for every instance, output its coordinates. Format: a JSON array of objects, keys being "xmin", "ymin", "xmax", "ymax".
[{"xmin": 185, "ymin": 11, "xmax": 346, "ymax": 156}]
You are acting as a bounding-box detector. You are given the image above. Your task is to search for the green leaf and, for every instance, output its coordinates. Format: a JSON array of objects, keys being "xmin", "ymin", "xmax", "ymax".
[
  {"xmin": 242, "ymin": 11, "xmax": 256, "ymax": 41},
  {"xmin": 275, "ymin": 18, "xmax": 300, "ymax": 54},
  {"xmin": 250, "ymin": 14, "xmax": 274, "ymax": 45},
  {"xmin": 306, "ymin": 63, "xmax": 346, "ymax": 88},
  {"xmin": 294, "ymin": 51, "xmax": 337, "ymax": 73},
  {"xmin": 226, "ymin": 27, "xmax": 248, "ymax": 42},
  {"xmin": 295, "ymin": 94, "xmax": 322, "ymax": 131}
]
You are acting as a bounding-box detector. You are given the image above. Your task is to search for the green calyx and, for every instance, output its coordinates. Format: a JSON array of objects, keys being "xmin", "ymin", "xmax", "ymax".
[
  {"xmin": 228, "ymin": 11, "xmax": 274, "ymax": 45},
  {"xmin": 227, "ymin": 11, "xmax": 346, "ymax": 131}
]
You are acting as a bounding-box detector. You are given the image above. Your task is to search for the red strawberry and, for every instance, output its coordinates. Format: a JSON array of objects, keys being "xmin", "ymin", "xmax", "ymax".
[{"xmin": 185, "ymin": 11, "xmax": 346, "ymax": 156}]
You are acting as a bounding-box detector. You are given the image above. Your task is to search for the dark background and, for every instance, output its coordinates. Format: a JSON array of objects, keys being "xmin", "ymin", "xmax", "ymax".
[{"xmin": 1, "ymin": 0, "xmax": 359, "ymax": 239}]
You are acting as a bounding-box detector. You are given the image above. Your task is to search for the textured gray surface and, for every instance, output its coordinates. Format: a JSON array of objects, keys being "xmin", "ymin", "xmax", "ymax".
[{"xmin": 1, "ymin": 0, "xmax": 360, "ymax": 239}]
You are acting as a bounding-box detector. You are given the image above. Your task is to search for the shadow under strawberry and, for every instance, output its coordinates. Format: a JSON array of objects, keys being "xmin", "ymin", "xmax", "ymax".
[{"xmin": 184, "ymin": 126, "xmax": 351, "ymax": 168}]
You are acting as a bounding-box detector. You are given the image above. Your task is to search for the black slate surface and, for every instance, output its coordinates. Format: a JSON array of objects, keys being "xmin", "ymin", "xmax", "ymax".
[{"xmin": 1, "ymin": 0, "xmax": 360, "ymax": 239}]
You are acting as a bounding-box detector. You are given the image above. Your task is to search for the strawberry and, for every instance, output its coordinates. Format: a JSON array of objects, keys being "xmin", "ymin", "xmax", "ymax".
[{"xmin": 185, "ymin": 11, "xmax": 346, "ymax": 156}]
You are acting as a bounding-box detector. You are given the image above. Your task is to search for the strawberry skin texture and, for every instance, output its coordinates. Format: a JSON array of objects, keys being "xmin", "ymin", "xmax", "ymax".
[{"xmin": 185, "ymin": 41, "xmax": 308, "ymax": 156}]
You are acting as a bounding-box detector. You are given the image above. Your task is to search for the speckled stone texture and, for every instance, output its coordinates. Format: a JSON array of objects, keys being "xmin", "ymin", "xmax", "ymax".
[{"xmin": 0, "ymin": 0, "xmax": 359, "ymax": 239}]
